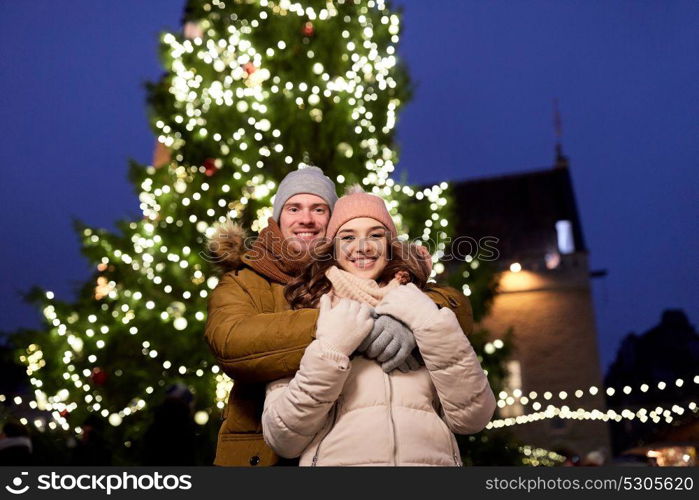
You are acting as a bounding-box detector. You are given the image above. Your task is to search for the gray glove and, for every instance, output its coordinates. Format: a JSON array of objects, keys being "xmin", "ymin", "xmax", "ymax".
[
  {"xmin": 357, "ymin": 314, "xmax": 419, "ymax": 373},
  {"xmin": 394, "ymin": 352, "xmax": 422, "ymax": 373}
]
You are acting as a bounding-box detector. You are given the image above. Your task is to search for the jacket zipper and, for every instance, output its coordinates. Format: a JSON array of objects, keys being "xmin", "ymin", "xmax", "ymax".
[
  {"xmin": 385, "ymin": 372, "xmax": 398, "ymax": 466},
  {"xmin": 441, "ymin": 411, "xmax": 461, "ymax": 466},
  {"xmin": 310, "ymin": 401, "xmax": 339, "ymax": 466},
  {"xmin": 451, "ymin": 440, "xmax": 460, "ymax": 466}
]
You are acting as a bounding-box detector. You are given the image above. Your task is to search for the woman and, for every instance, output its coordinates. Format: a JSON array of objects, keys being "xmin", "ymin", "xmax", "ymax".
[{"xmin": 262, "ymin": 187, "xmax": 496, "ymax": 466}]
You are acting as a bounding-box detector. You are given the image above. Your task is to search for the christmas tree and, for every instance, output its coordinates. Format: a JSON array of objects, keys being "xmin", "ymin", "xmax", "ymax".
[{"xmin": 8, "ymin": 0, "xmax": 470, "ymax": 464}]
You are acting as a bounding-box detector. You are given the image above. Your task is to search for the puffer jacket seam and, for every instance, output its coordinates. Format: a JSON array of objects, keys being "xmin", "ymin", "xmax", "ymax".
[
  {"xmin": 392, "ymin": 405, "xmax": 446, "ymax": 415},
  {"xmin": 295, "ymin": 383, "xmax": 336, "ymax": 406},
  {"xmin": 414, "ymin": 331, "xmax": 468, "ymax": 370},
  {"xmin": 342, "ymin": 403, "xmax": 439, "ymax": 416},
  {"xmin": 421, "ymin": 358, "xmax": 464, "ymax": 372},
  {"xmin": 330, "ymin": 458, "xmax": 395, "ymax": 466},
  {"xmin": 439, "ymin": 378, "xmax": 491, "ymax": 411},
  {"xmin": 333, "ymin": 402, "xmax": 388, "ymax": 413},
  {"xmin": 268, "ymin": 409, "xmax": 320, "ymax": 438},
  {"xmin": 326, "ymin": 458, "xmax": 457, "ymax": 466}
]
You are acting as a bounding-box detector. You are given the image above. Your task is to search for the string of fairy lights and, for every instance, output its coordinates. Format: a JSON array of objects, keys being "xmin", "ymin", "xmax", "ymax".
[
  {"xmin": 487, "ymin": 401, "xmax": 698, "ymax": 430},
  {"xmin": 494, "ymin": 375, "xmax": 699, "ymax": 410}
]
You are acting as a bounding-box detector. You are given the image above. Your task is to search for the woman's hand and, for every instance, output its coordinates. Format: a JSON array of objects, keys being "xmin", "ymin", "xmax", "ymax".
[
  {"xmin": 375, "ymin": 283, "xmax": 439, "ymax": 332},
  {"xmin": 316, "ymin": 294, "xmax": 374, "ymax": 356}
]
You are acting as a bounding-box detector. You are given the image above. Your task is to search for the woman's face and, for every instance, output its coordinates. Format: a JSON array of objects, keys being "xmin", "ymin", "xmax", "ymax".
[{"xmin": 335, "ymin": 217, "xmax": 389, "ymax": 280}]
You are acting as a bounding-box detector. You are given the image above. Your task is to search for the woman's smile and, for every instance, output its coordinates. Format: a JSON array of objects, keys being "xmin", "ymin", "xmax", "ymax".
[{"xmin": 348, "ymin": 256, "xmax": 378, "ymax": 270}]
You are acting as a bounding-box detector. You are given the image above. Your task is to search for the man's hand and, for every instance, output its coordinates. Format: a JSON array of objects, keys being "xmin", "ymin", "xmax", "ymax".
[
  {"xmin": 356, "ymin": 314, "xmax": 419, "ymax": 373},
  {"xmin": 394, "ymin": 353, "xmax": 422, "ymax": 373}
]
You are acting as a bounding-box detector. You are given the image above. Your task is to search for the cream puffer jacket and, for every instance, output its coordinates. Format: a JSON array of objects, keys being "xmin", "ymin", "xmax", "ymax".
[{"xmin": 262, "ymin": 284, "xmax": 497, "ymax": 466}]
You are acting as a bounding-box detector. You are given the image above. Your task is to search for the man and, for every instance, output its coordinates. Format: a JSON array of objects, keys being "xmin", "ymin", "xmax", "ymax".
[{"xmin": 205, "ymin": 167, "xmax": 473, "ymax": 466}]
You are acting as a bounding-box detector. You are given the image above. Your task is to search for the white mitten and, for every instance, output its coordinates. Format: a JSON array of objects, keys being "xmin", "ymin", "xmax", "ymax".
[
  {"xmin": 316, "ymin": 294, "xmax": 374, "ymax": 357},
  {"xmin": 374, "ymin": 283, "xmax": 439, "ymax": 332}
]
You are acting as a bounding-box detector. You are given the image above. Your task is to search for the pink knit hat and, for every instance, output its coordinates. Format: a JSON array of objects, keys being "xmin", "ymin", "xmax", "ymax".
[{"xmin": 325, "ymin": 186, "xmax": 397, "ymax": 241}]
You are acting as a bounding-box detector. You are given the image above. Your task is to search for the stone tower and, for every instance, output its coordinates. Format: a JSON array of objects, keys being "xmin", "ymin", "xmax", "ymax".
[{"xmin": 450, "ymin": 147, "xmax": 612, "ymax": 460}]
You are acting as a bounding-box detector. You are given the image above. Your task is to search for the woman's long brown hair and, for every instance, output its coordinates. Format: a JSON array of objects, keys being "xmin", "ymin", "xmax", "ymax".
[{"xmin": 285, "ymin": 238, "xmax": 430, "ymax": 310}]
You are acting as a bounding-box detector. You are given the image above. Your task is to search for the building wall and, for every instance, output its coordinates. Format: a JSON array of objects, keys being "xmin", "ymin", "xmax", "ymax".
[{"xmin": 479, "ymin": 252, "xmax": 612, "ymax": 459}]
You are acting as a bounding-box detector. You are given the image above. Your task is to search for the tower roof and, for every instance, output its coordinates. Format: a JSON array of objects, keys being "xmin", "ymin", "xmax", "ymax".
[{"xmin": 450, "ymin": 163, "xmax": 587, "ymax": 264}]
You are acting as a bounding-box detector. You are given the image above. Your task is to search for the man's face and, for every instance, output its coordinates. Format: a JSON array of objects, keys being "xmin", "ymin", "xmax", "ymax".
[{"xmin": 278, "ymin": 193, "xmax": 330, "ymax": 251}]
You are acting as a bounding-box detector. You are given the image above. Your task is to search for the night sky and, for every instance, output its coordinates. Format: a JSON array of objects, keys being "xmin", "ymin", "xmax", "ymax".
[{"xmin": 1, "ymin": 1, "xmax": 697, "ymax": 371}]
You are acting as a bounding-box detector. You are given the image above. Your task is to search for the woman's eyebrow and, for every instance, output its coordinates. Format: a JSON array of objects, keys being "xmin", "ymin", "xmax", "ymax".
[
  {"xmin": 337, "ymin": 229, "xmax": 356, "ymax": 234},
  {"xmin": 369, "ymin": 226, "xmax": 386, "ymax": 232}
]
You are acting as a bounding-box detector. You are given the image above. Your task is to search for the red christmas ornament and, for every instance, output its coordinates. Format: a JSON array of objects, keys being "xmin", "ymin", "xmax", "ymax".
[
  {"xmin": 243, "ymin": 62, "xmax": 257, "ymax": 75},
  {"xmin": 90, "ymin": 367, "xmax": 108, "ymax": 386},
  {"xmin": 302, "ymin": 21, "xmax": 314, "ymax": 37},
  {"xmin": 203, "ymin": 158, "xmax": 219, "ymax": 177},
  {"xmin": 60, "ymin": 409, "xmax": 69, "ymax": 417}
]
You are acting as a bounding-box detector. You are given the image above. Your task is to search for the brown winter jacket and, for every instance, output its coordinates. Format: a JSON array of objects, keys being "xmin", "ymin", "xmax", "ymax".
[{"xmin": 204, "ymin": 222, "xmax": 474, "ymax": 467}]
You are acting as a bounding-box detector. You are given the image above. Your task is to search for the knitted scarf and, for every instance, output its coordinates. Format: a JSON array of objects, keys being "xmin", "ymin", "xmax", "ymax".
[
  {"xmin": 325, "ymin": 265, "xmax": 405, "ymax": 306},
  {"xmin": 243, "ymin": 217, "xmax": 311, "ymax": 284}
]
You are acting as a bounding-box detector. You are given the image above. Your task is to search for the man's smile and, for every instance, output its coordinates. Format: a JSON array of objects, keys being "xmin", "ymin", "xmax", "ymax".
[{"xmin": 293, "ymin": 229, "xmax": 320, "ymax": 241}]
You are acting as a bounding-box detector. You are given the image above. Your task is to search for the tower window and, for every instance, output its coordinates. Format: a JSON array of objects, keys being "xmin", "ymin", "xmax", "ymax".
[{"xmin": 556, "ymin": 220, "xmax": 575, "ymax": 254}]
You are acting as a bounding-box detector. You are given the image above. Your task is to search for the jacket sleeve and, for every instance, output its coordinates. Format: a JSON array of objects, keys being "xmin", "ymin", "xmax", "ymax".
[
  {"xmin": 414, "ymin": 307, "xmax": 497, "ymax": 434},
  {"xmin": 424, "ymin": 284, "xmax": 474, "ymax": 337},
  {"xmin": 204, "ymin": 271, "xmax": 320, "ymax": 383},
  {"xmin": 375, "ymin": 285, "xmax": 496, "ymax": 435},
  {"xmin": 261, "ymin": 340, "xmax": 350, "ymax": 458}
]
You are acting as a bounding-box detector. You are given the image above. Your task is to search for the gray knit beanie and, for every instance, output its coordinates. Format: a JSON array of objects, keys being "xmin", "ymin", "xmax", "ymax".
[{"xmin": 272, "ymin": 166, "xmax": 338, "ymax": 221}]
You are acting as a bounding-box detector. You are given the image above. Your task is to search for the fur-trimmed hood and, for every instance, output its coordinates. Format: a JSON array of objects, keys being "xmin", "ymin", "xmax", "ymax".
[{"xmin": 206, "ymin": 220, "xmax": 249, "ymax": 273}]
